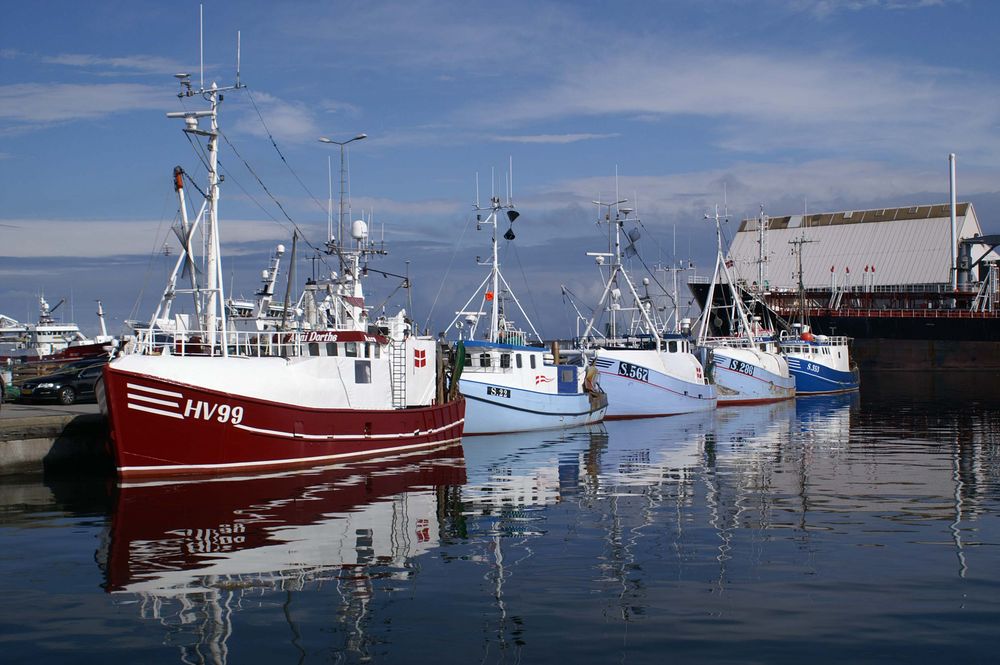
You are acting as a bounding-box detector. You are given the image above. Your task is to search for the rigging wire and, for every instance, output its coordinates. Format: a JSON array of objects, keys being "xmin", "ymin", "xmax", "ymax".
[
  {"xmin": 422, "ymin": 212, "xmax": 475, "ymax": 332},
  {"xmin": 245, "ymin": 87, "xmax": 329, "ymax": 217},
  {"xmin": 218, "ymin": 129, "xmax": 327, "ymax": 258},
  {"xmin": 506, "ymin": 240, "xmax": 546, "ymax": 340},
  {"xmin": 128, "ymin": 190, "xmax": 178, "ymax": 324}
]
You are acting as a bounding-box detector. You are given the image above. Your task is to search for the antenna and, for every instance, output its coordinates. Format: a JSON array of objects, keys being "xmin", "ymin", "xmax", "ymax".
[
  {"xmin": 199, "ymin": 4, "xmax": 204, "ymax": 89},
  {"xmin": 236, "ymin": 30, "xmax": 241, "ymax": 87},
  {"xmin": 327, "ymin": 155, "xmax": 333, "ymax": 243},
  {"xmin": 475, "ymin": 172, "xmax": 480, "ymax": 208},
  {"xmin": 508, "ymin": 155, "xmax": 513, "ymax": 206}
]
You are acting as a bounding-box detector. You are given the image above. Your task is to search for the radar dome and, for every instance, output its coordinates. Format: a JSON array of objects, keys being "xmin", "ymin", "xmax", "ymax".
[{"xmin": 351, "ymin": 220, "xmax": 369, "ymax": 240}]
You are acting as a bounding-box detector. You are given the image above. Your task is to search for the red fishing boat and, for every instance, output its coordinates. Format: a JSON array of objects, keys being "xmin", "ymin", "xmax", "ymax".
[{"xmin": 99, "ymin": 60, "xmax": 464, "ymax": 479}]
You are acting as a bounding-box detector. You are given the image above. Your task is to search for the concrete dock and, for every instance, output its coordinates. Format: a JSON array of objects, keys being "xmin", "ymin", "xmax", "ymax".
[{"xmin": 0, "ymin": 403, "xmax": 112, "ymax": 475}]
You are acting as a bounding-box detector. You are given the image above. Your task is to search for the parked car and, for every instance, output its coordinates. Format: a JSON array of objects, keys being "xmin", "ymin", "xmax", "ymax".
[{"xmin": 19, "ymin": 364, "xmax": 106, "ymax": 405}]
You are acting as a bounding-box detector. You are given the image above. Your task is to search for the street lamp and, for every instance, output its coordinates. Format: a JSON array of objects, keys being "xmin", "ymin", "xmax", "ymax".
[{"xmin": 318, "ymin": 133, "xmax": 367, "ymax": 251}]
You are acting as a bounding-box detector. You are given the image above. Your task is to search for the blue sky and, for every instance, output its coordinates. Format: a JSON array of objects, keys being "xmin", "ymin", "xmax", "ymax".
[{"xmin": 2, "ymin": 0, "xmax": 999, "ymax": 337}]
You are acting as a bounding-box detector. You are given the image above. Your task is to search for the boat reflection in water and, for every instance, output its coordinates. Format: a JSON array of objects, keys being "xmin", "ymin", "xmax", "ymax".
[{"xmin": 98, "ymin": 442, "xmax": 466, "ymax": 663}]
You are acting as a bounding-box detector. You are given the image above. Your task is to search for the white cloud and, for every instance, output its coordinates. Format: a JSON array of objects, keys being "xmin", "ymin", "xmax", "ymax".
[
  {"xmin": 41, "ymin": 53, "xmax": 190, "ymax": 75},
  {"xmin": 348, "ymin": 196, "xmax": 464, "ymax": 220},
  {"xmin": 0, "ymin": 218, "xmax": 290, "ymax": 258},
  {"xmin": 781, "ymin": 0, "xmax": 954, "ymax": 17},
  {"xmin": 0, "ymin": 83, "xmax": 170, "ymax": 124},
  {"xmin": 461, "ymin": 48, "xmax": 1000, "ymax": 162},
  {"xmin": 488, "ymin": 133, "xmax": 620, "ymax": 144},
  {"xmin": 231, "ymin": 90, "xmax": 321, "ymax": 144},
  {"xmin": 514, "ymin": 158, "xmax": 1000, "ymax": 230}
]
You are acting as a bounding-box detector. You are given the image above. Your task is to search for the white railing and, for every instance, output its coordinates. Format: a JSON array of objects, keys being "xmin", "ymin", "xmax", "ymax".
[
  {"xmin": 778, "ymin": 330, "xmax": 850, "ymax": 345},
  {"xmin": 699, "ymin": 336, "xmax": 755, "ymax": 349},
  {"xmin": 131, "ymin": 327, "xmax": 306, "ymax": 358}
]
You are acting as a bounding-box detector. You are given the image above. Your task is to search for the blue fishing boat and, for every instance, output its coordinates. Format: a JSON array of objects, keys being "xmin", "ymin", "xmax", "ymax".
[{"xmin": 780, "ymin": 327, "xmax": 860, "ymax": 394}]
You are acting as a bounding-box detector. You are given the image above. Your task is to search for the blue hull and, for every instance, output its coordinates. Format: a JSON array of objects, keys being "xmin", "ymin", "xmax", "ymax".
[{"xmin": 786, "ymin": 357, "xmax": 860, "ymax": 394}]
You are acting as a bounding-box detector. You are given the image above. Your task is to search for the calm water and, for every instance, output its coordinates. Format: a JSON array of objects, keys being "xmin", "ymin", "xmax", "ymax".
[{"xmin": 3, "ymin": 373, "xmax": 1000, "ymax": 664}]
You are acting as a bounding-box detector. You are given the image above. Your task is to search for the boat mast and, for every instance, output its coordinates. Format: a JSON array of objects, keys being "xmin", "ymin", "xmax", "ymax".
[
  {"xmin": 580, "ymin": 198, "xmax": 661, "ymax": 351},
  {"xmin": 491, "ymin": 194, "xmax": 500, "ymax": 342},
  {"xmin": 166, "ymin": 30, "xmax": 244, "ymax": 353},
  {"xmin": 756, "ymin": 204, "xmax": 769, "ymax": 292},
  {"xmin": 789, "ymin": 234, "xmax": 815, "ymax": 326},
  {"xmin": 698, "ymin": 205, "xmax": 754, "ymax": 343},
  {"xmin": 449, "ymin": 165, "xmax": 539, "ymax": 344}
]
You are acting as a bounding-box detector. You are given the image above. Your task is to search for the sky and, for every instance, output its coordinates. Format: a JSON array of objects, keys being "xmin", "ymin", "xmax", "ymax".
[{"xmin": 2, "ymin": 0, "xmax": 999, "ymax": 339}]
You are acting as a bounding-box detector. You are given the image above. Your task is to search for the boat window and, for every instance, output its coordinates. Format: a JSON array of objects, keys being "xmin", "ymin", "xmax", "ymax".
[
  {"xmin": 530, "ymin": 355, "xmax": 536, "ymax": 369},
  {"xmin": 516, "ymin": 354, "xmax": 522, "ymax": 368},
  {"xmin": 500, "ymin": 353, "xmax": 511, "ymax": 368},
  {"xmin": 480, "ymin": 353, "xmax": 491, "ymax": 367},
  {"xmin": 355, "ymin": 360, "xmax": 371, "ymax": 384},
  {"xmin": 560, "ymin": 368, "xmax": 574, "ymax": 383},
  {"xmin": 364, "ymin": 342, "xmax": 371, "ymax": 358},
  {"xmin": 345, "ymin": 342, "xmax": 358, "ymax": 357},
  {"xmin": 668, "ymin": 341, "xmax": 677, "ymax": 353},
  {"xmin": 326, "ymin": 342, "xmax": 337, "ymax": 356},
  {"xmin": 308, "ymin": 342, "xmax": 320, "ymax": 356},
  {"xmin": 374, "ymin": 344, "xmax": 381, "ymax": 358},
  {"xmin": 463, "ymin": 353, "xmax": 472, "ymax": 367}
]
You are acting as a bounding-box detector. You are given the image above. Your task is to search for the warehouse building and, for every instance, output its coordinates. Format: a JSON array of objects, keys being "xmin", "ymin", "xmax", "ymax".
[{"xmin": 727, "ymin": 203, "xmax": 996, "ymax": 291}]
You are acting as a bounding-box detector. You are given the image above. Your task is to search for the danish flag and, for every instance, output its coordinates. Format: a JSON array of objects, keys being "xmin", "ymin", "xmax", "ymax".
[
  {"xmin": 535, "ymin": 375, "xmax": 553, "ymax": 385},
  {"xmin": 414, "ymin": 349, "xmax": 427, "ymax": 368}
]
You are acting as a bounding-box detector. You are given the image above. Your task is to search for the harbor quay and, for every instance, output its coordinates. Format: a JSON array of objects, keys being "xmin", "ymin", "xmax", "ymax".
[{"xmin": 0, "ymin": 403, "xmax": 110, "ymax": 475}]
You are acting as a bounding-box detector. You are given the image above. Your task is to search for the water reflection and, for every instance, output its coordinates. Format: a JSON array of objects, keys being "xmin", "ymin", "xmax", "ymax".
[
  {"xmin": 62, "ymin": 378, "xmax": 1000, "ymax": 663},
  {"xmin": 97, "ymin": 444, "xmax": 466, "ymax": 664}
]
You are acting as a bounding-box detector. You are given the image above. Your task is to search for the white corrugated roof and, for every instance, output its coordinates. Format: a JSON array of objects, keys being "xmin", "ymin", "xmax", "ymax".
[{"xmin": 726, "ymin": 203, "xmax": 987, "ymax": 289}]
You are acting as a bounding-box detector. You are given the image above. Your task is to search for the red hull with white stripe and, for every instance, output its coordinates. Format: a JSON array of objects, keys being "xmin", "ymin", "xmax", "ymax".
[{"xmin": 100, "ymin": 364, "xmax": 465, "ymax": 479}]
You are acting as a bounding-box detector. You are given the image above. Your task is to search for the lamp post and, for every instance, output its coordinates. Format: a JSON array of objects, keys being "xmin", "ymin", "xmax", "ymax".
[{"xmin": 318, "ymin": 133, "xmax": 367, "ymax": 252}]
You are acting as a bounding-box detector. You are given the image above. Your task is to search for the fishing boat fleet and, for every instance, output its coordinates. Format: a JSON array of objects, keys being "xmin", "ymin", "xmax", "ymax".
[{"xmin": 41, "ymin": 37, "xmax": 857, "ymax": 480}]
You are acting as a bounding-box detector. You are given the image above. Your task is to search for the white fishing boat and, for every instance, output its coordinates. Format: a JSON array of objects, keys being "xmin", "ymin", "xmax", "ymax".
[
  {"xmin": 577, "ymin": 199, "xmax": 715, "ymax": 418},
  {"xmin": 0, "ymin": 297, "xmax": 114, "ymax": 361},
  {"xmin": 99, "ymin": 45, "xmax": 464, "ymax": 479},
  {"xmin": 449, "ymin": 177, "xmax": 607, "ymax": 434},
  {"xmin": 695, "ymin": 206, "xmax": 796, "ymax": 405}
]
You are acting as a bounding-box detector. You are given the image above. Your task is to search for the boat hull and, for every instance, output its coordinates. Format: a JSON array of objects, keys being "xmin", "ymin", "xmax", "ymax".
[
  {"xmin": 593, "ymin": 355, "xmax": 716, "ymax": 419},
  {"xmin": 711, "ymin": 349, "xmax": 796, "ymax": 406},
  {"xmin": 459, "ymin": 378, "xmax": 607, "ymax": 434},
  {"xmin": 99, "ymin": 364, "xmax": 465, "ymax": 479},
  {"xmin": 785, "ymin": 357, "xmax": 860, "ymax": 394}
]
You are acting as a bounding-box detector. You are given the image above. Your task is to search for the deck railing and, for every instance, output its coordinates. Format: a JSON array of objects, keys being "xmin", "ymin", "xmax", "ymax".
[{"xmin": 131, "ymin": 327, "xmax": 307, "ymax": 358}]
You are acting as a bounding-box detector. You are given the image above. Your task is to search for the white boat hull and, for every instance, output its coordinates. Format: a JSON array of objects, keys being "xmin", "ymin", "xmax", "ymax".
[
  {"xmin": 459, "ymin": 378, "xmax": 607, "ymax": 434},
  {"xmin": 711, "ymin": 348, "xmax": 796, "ymax": 405},
  {"xmin": 593, "ymin": 352, "xmax": 716, "ymax": 419}
]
